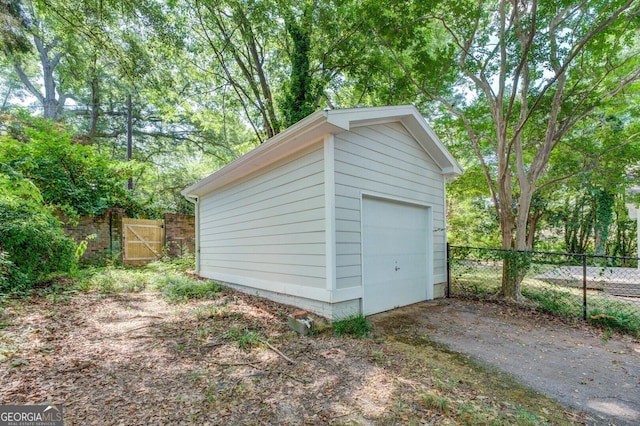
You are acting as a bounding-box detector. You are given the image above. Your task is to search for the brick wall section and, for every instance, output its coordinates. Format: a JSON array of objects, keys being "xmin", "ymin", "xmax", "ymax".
[
  {"xmin": 60, "ymin": 209, "xmax": 124, "ymax": 262},
  {"xmin": 60, "ymin": 211, "xmax": 194, "ymax": 262},
  {"xmin": 164, "ymin": 213, "xmax": 195, "ymax": 258}
]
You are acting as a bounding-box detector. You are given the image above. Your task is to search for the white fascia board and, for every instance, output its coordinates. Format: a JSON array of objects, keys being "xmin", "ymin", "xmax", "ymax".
[
  {"xmin": 399, "ymin": 112, "xmax": 464, "ymax": 177},
  {"xmin": 326, "ymin": 105, "xmax": 414, "ymax": 128},
  {"xmin": 182, "ymin": 109, "xmax": 348, "ymax": 197}
]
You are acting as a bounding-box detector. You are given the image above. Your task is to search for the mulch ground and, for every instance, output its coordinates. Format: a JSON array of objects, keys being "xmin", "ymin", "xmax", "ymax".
[{"xmin": 1, "ymin": 287, "xmax": 592, "ymax": 425}]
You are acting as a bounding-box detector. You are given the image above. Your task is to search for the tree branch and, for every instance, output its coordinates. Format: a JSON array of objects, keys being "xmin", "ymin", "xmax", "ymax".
[
  {"xmin": 13, "ymin": 65, "xmax": 44, "ymax": 103},
  {"xmin": 520, "ymin": 0, "xmax": 638, "ymax": 133}
]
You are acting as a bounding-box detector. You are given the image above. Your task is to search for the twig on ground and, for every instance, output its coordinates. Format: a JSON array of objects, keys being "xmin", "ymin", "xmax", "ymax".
[
  {"xmin": 260, "ymin": 339, "xmax": 294, "ymax": 364},
  {"xmin": 210, "ymin": 360, "xmax": 262, "ymax": 369}
]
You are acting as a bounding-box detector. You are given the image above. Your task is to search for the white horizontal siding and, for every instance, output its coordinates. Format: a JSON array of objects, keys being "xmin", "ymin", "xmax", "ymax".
[
  {"xmin": 334, "ymin": 122, "xmax": 447, "ymax": 290},
  {"xmin": 201, "ymin": 163, "xmax": 325, "ymax": 221},
  {"xmin": 198, "ymin": 145, "xmax": 327, "ymax": 290}
]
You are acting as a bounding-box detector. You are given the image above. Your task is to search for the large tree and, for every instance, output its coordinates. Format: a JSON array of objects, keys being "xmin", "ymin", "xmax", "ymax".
[
  {"xmin": 2, "ymin": 2, "xmax": 69, "ymax": 120},
  {"xmin": 366, "ymin": 0, "xmax": 640, "ymax": 300},
  {"xmin": 183, "ymin": 0, "xmax": 374, "ymax": 141}
]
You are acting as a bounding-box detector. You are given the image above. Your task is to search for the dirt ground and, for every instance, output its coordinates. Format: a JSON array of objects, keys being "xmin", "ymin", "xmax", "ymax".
[
  {"xmin": 0, "ymin": 287, "xmax": 634, "ymax": 425},
  {"xmin": 371, "ymin": 299, "xmax": 640, "ymax": 425}
]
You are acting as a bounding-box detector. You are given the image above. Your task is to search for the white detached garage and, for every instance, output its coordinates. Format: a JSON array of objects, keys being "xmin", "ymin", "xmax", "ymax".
[{"xmin": 182, "ymin": 105, "xmax": 462, "ymax": 319}]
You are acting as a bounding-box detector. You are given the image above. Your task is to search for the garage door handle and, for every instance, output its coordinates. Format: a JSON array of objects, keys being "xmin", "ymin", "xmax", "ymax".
[{"xmin": 395, "ymin": 266, "xmax": 400, "ymax": 271}]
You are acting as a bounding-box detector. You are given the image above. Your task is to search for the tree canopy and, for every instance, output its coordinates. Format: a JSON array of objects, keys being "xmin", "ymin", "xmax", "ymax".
[
  {"xmin": 0, "ymin": 112, "xmax": 145, "ymax": 218},
  {"xmin": 1, "ymin": 0, "xmax": 638, "ymax": 298}
]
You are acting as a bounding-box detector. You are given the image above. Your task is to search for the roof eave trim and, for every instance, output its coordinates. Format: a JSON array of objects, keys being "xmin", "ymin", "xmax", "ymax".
[{"xmin": 182, "ymin": 110, "xmax": 347, "ymax": 197}]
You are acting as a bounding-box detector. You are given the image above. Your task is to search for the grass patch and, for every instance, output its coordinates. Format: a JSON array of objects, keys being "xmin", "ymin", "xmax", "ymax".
[
  {"xmin": 87, "ymin": 267, "xmax": 151, "ymax": 294},
  {"xmin": 193, "ymin": 303, "xmax": 227, "ymax": 319},
  {"xmin": 0, "ymin": 343, "xmax": 16, "ymax": 363},
  {"xmin": 155, "ymin": 275, "xmax": 221, "ymax": 302},
  {"xmin": 451, "ymin": 400, "xmax": 545, "ymax": 425},
  {"xmin": 67, "ymin": 257, "xmax": 220, "ymax": 303},
  {"xmin": 387, "ymin": 334, "xmax": 565, "ymax": 425},
  {"xmin": 223, "ymin": 327, "xmax": 261, "ymax": 350},
  {"xmin": 515, "ymin": 407, "xmax": 547, "ymax": 425},
  {"xmin": 333, "ymin": 314, "xmax": 372, "ymax": 338},
  {"xmin": 421, "ymin": 391, "xmax": 450, "ymax": 414},
  {"xmin": 587, "ymin": 307, "xmax": 640, "ymax": 336}
]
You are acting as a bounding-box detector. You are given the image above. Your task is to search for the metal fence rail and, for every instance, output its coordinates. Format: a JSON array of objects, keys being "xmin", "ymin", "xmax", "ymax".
[{"xmin": 447, "ymin": 245, "xmax": 640, "ymax": 335}]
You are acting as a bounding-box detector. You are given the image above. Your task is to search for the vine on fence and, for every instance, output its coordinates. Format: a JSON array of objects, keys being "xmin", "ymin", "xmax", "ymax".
[{"xmin": 448, "ymin": 246, "xmax": 640, "ymax": 337}]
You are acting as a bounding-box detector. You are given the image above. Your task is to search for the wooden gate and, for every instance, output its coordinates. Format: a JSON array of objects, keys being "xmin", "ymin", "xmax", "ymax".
[{"xmin": 122, "ymin": 218, "xmax": 165, "ymax": 265}]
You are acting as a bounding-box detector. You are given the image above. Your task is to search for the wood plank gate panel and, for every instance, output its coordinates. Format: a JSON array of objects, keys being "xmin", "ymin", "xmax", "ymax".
[{"xmin": 122, "ymin": 218, "xmax": 165, "ymax": 265}]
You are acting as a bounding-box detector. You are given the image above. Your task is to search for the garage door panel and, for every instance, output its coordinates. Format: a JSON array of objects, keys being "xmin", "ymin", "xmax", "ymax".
[
  {"xmin": 364, "ymin": 276, "xmax": 427, "ymax": 314},
  {"xmin": 363, "ymin": 228, "xmax": 426, "ymax": 256},
  {"xmin": 362, "ymin": 197, "xmax": 430, "ymax": 315},
  {"xmin": 365, "ymin": 254, "xmax": 425, "ymax": 276},
  {"xmin": 366, "ymin": 200, "xmax": 425, "ymax": 224}
]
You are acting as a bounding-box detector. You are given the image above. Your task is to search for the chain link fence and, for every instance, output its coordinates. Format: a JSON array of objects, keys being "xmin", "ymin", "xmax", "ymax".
[{"xmin": 447, "ymin": 245, "xmax": 640, "ymax": 336}]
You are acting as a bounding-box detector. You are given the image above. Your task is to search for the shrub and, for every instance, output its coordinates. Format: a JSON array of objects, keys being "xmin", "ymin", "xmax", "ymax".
[
  {"xmin": 0, "ymin": 114, "xmax": 147, "ymax": 218},
  {"xmin": 0, "ymin": 195, "xmax": 76, "ymax": 293}
]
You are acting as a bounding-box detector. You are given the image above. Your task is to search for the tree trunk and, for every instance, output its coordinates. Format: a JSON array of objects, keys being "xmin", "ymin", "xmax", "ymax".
[
  {"xmin": 13, "ymin": 35, "xmax": 63, "ymax": 120},
  {"xmin": 35, "ymin": 35, "xmax": 62, "ymax": 120},
  {"xmin": 88, "ymin": 77, "xmax": 99, "ymax": 140},
  {"xmin": 127, "ymin": 94, "xmax": 133, "ymax": 190},
  {"xmin": 496, "ymin": 211, "xmax": 528, "ymax": 301},
  {"xmin": 495, "ymin": 175, "xmax": 533, "ymax": 301}
]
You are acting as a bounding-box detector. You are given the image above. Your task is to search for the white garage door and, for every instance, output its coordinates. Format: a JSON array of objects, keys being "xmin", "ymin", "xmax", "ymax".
[{"xmin": 362, "ymin": 197, "xmax": 430, "ymax": 315}]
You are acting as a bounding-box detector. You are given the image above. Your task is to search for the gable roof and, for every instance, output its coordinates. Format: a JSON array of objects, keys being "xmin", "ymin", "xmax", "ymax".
[{"xmin": 182, "ymin": 105, "xmax": 463, "ymax": 199}]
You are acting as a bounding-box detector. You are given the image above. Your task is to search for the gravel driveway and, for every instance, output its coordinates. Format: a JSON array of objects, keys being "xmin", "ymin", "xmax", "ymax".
[{"xmin": 370, "ymin": 299, "xmax": 640, "ymax": 425}]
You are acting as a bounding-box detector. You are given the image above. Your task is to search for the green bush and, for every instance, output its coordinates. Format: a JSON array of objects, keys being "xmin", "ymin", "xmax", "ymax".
[
  {"xmin": 0, "ymin": 114, "xmax": 147, "ymax": 218},
  {"xmin": 0, "ymin": 196, "xmax": 76, "ymax": 293}
]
